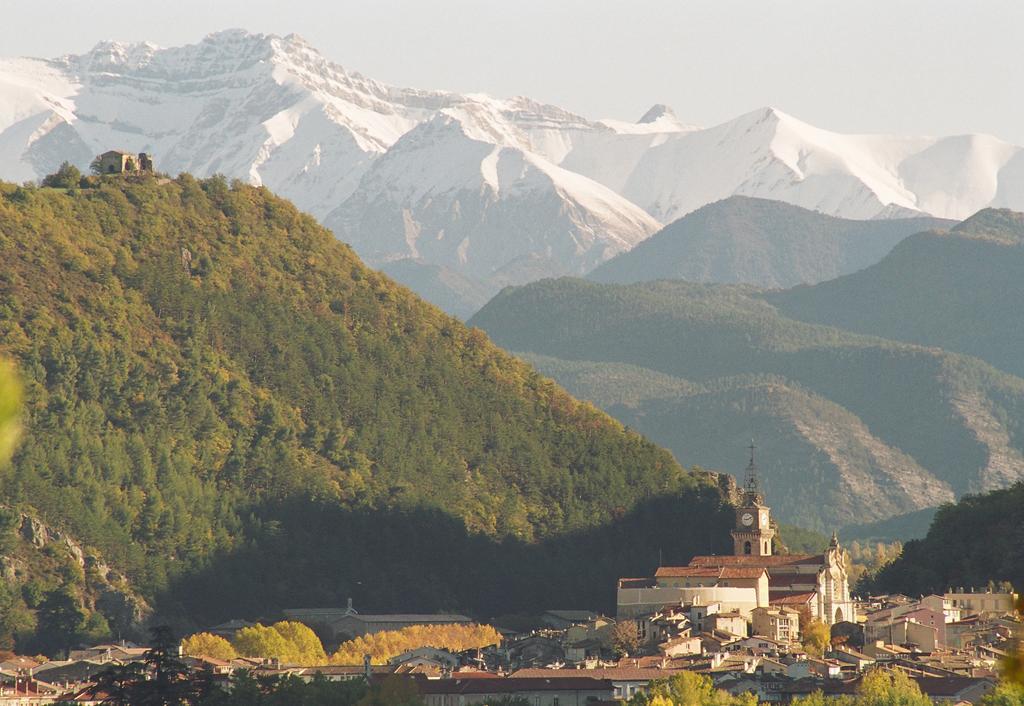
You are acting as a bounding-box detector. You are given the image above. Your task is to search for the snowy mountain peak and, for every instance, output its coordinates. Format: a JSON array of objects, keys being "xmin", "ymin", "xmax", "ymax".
[
  {"xmin": 600, "ymin": 104, "xmax": 696, "ymax": 136},
  {"xmin": 2, "ymin": 31, "xmax": 1024, "ymax": 315},
  {"xmin": 638, "ymin": 104, "xmax": 676, "ymax": 124},
  {"xmin": 67, "ymin": 39, "xmax": 161, "ymax": 73}
]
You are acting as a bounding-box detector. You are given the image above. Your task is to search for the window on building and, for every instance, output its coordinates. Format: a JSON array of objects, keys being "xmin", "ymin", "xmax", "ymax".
[{"xmin": 744, "ymin": 541, "xmax": 752, "ymax": 555}]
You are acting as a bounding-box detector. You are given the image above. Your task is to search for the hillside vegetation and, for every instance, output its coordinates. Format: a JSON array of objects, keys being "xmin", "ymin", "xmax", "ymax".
[
  {"xmin": 588, "ymin": 196, "xmax": 951, "ymax": 289},
  {"xmin": 520, "ymin": 355, "xmax": 946, "ymax": 530},
  {"xmin": 471, "ymin": 277, "xmax": 1024, "ymax": 530},
  {"xmin": 769, "ymin": 209, "xmax": 1024, "ymax": 378},
  {"xmin": 871, "ymin": 482, "xmax": 1024, "ymax": 596},
  {"xmin": 0, "ymin": 176, "xmax": 730, "ymax": 639}
]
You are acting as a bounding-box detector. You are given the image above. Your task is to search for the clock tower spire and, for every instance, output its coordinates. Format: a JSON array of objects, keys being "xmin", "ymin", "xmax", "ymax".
[{"xmin": 732, "ymin": 441, "xmax": 775, "ymax": 557}]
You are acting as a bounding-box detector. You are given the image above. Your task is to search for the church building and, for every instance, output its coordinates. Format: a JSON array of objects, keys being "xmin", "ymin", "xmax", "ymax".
[{"xmin": 617, "ymin": 446, "xmax": 857, "ymax": 626}]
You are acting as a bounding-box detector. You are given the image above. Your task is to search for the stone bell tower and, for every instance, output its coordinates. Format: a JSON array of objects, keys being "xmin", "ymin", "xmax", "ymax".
[{"xmin": 731, "ymin": 442, "xmax": 775, "ymax": 557}]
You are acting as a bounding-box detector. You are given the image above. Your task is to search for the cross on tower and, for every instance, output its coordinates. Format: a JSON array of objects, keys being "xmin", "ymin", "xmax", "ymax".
[{"xmin": 744, "ymin": 439, "xmax": 760, "ymax": 496}]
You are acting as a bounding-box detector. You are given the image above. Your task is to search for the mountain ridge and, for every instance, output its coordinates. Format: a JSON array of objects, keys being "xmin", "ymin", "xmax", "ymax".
[
  {"xmin": 588, "ymin": 196, "xmax": 953, "ymax": 289},
  {"xmin": 469, "ymin": 273, "xmax": 1024, "ymax": 528},
  {"xmin": 3, "ymin": 30, "xmax": 1024, "ymax": 315},
  {"xmin": 768, "ymin": 208, "xmax": 1024, "ymax": 378},
  {"xmin": 519, "ymin": 354, "xmax": 952, "ymax": 530}
]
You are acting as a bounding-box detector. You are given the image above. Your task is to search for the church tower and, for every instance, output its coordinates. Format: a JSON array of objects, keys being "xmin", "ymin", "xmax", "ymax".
[{"xmin": 731, "ymin": 442, "xmax": 776, "ymax": 557}]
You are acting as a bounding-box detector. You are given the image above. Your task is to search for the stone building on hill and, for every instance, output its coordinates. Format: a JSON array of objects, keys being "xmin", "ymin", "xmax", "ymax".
[
  {"xmin": 94, "ymin": 150, "xmax": 154, "ymax": 175},
  {"xmin": 618, "ymin": 445, "xmax": 857, "ymax": 626}
]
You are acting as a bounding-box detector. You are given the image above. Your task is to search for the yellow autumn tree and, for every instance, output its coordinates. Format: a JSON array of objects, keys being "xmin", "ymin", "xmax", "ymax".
[
  {"xmin": 181, "ymin": 632, "xmax": 237, "ymax": 660},
  {"xmin": 270, "ymin": 621, "xmax": 326, "ymax": 664},
  {"xmin": 232, "ymin": 622, "xmax": 327, "ymax": 664},
  {"xmin": 802, "ymin": 619, "xmax": 831, "ymax": 657},
  {"xmin": 332, "ymin": 623, "xmax": 501, "ymax": 664},
  {"xmin": 644, "ymin": 672, "xmax": 756, "ymax": 706},
  {"xmin": 857, "ymin": 669, "xmax": 932, "ymax": 706}
]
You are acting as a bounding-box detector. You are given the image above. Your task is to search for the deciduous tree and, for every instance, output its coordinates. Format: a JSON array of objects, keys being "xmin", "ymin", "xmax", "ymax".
[
  {"xmin": 802, "ymin": 619, "xmax": 831, "ymax": 657},
  {"xmin": 857, "ymin": 669, "xmax": 932, "ymax": 706},
  {"xmin": 612, "ymin": 619, "xmax": 641, "ymax": 656},
  {"xmin": 182, "ymin": 632, "xmax": 238, "ymax": 661}
]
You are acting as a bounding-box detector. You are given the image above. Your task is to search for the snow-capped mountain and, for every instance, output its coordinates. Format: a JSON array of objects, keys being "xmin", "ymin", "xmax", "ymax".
[
  {"xmin": 0, "ymin": 30, "xmax": 455, "ymax": 217},
  {"xmin": 2, "ymin": 30, "xmax": 1024, "ymax": 314},
  {"xmin": 587, "ymin": 107, "xmax": 1024, "ymax": 222},
  {"xmin": 325, "ymin": 110, "xmax": 660, "ymax": 285}
]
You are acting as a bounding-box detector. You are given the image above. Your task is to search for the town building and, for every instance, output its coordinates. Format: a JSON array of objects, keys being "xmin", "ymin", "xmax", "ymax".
[
  {"xmin": 618, "ymin": 446, "xmax": 857, "ymax": 626},
  {"xmin": 751, "ymin": 606, "xmax": 801, "ymax": 644},
  {"xmin": 944, "ymin": 589, "xmax": 1019, "ymax": 618},
  {"xmin": 617, "ymin": 576, "xmax": 761, "ymax": 619},
  {"xmin": 284, "ymin": 600, "xmax": 472, "ymax": 640}
]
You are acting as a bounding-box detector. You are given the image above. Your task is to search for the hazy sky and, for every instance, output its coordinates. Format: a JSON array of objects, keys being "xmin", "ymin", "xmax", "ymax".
[{"xmin": 3, "ymin": 0, "xmax": 1022, "ymax": 143}]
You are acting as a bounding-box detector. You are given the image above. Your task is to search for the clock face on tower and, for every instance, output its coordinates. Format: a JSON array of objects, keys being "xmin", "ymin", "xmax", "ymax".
[
  {"xmin": 761, "ymin": 512, "xmax": 769, "ymax": 526},
  {"xmin": 741, "ymin": 512, "xmax": 754, "ymax": 526}
]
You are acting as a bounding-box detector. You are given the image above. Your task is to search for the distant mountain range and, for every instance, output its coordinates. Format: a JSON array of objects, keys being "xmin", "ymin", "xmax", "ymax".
[
  {"xmin": 589, "ymin": 196, "xmax": 952, "ymax": 289},
  {"xmin": 470, "ymin": 210, "xmax": 1024, "ymax": 531},
  {"xmin": 768, "ymin": 209, "xmax": 1024, "ymax": 377},
  {"xmin": 518, "ymin": 354, "xmax": 950, "ymax": 531},
  {"xmin": 3, "ymin": 30, "xmax": 1024, "ymax": 314}
]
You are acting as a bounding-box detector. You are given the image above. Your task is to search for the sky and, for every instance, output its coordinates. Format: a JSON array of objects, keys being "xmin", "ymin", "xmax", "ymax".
[{"xmin": 2, "ymin": 0, "xmax": 1022, "ymax": 143}]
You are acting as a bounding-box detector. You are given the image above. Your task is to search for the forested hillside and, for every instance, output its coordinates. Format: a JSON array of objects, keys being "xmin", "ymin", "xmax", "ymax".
[
  {"xmin": 471, "ymin": 278, "xmax": 1024, "ymax": 530},
  {"xmin": 0, "ymin": 175, "xmax": 731, "ymax": 640},
  {"xmin": 519, "ymin": 354, "xmax": 943, "ymax": 531},
  {"xmin": 588, "ymin": 196, "xmax": 951, "ymax": 289},
  {"xmin": 768, "ymin": 209, "xmax": 1024, "ymax": 378},
  {"xmin": 871, "ymin": 483, "xmax": 1024, "ymax": 596}
]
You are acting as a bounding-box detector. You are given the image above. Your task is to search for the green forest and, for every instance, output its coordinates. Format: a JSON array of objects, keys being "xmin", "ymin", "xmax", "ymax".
[
  {"xmin": 0, "ymin": 173, "xmax": 733, "ymax": 651},
  {"xmin": 768, "ymin": 209, "xmax": 1024, "ymax": 379},
  {"xmin": 871, "ymin": 482, "xmax": 1024, "ymax": 596},
  {"xmin": 470, "ymin": 275, "xmax": 1024, "ymax": 530}
]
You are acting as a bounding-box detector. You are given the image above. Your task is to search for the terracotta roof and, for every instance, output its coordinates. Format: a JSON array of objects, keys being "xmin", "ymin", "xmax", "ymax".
[
  {"xmin": 618, "ymin": 577, "xmax": 655, "ymax": 589},
  {"xmin": 512, "ymin": 667, "xmax": 681, "ymax": 680},
  {"xmin": 656, "ymin": 566, "xmax": 721, "ymax": 578},
  {"xmin": 689, "ymin": 554, "xmax": 824, "ymax": 567},
  {"xmin": 418, "ymin": 676, "xmax": 615, "ymax": 694},
  {"xmin": 721, "ymin": 567, "xmax": 769, "ymax": 579},
  {"xmin": 911, "ymin": 676, "xmax": 995, "ymax": 697},
  {"xmin": 655, "ymin": 566, "xmax": 766, "ymax": 579},
  {"xmin": 770, "ymin": 591, "xmax": 817, "ymax": 605},
  {"xmin": 768, "ymin": 573, "xmax": 820, "ymax": 587}
]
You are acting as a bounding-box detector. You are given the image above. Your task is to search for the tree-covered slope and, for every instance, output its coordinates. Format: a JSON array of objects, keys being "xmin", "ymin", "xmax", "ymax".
[
  {"xmin": 521, "ymin": 355, "xmax": 951, "ymax": 530},
  {"xmin": 768, "ymin": 208, "xmax": 1024, "ymax": 378},
  {"xmin": 376, "ymin": 259, "xmax": 493, "ymax": 320},
  {"xmin": 588, "ymin": 196, "xmax": 951, "ymax": 289},
  {"xmin": 871, "ymin": 482, "xmax": 1024, "ymax": 595},
  {"xmin": 0, "ymin": 176, "xmax": 728, "ymax": 629},
  {"xmin": 470, "ymin": 278, "xmax": 1024, "ymax": 527}
]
